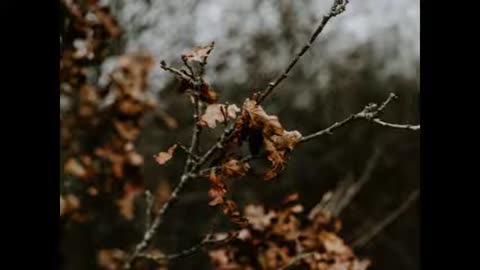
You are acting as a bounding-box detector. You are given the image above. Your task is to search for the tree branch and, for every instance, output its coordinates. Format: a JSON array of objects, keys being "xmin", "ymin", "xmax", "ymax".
[
  {"xmin": 160, "ymin": 60, "xmax": 199, "ymax": 87},
  {"xmin": 300, "ymin": 93, "xmax": 420, "ymax": 143},
  {"xmin": 371, "ymin": 119, "xmax": 420, "ymax": 131},
  {"xmin": 257, "ymin": 0, "xmax": 350, "ymax": 104},
  {"xmin": 176, "ymin": 142, "xmax": 200, "ymax": 162},
  {"xmin": 350, "ymin": 190, "xmax": 419, "ymax": 249},
  {"xmin": 331, "ymin": 146, "xmax": 383, "ymax": 216},
  {"xmin": 125, "ymin": 122, "xmax": 238, "ymax": 269}
]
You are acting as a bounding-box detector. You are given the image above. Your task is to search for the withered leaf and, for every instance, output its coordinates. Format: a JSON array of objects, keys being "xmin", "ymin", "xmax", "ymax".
[
  {"xmin": 221, "ymin": 158, "xmax": 250, "ymax": 177},
  {"xmin": 242, "ymin": 99, "xmax": 283, "ymax": 136},
  {"xmin": 209, "ymin": 194, "xmax": 369, "ymax": 270},
  {"xmin": 208, "ymin": 169, "xmax": 226, "ymax": 206},
  {"xmin": 240, "ymin": 99, "xmax": 302, "ymax": 180},
  {"xmin": 222, "ymin": 200, "xmax": 249, "ymax": 227},
  {"xmin": 318, "ymin": 231, "xmax": 352, "ymax": 255},
  {"xmin": 244, "ymin": 205, "xmax": 275, "ymax": 231},
  {"xmin": 199, "ymin": 83, "xmax": 220, "ymax": 104},
  {"xmin": 154, "ymin": 144, "xmax": 178, "ymax": 165},
  {"xmin": 127, "ymin": 151, "xmax": 144, "ymax": 166},
  {"xmin": 199, "ymin": 104, "xmax": 240, "ymax": 128},
  {"xmin": 182, "ymin": 42, "xmax": 215, "ymax": 63}
]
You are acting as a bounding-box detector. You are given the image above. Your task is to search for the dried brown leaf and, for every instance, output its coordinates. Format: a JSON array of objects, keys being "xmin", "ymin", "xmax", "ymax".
[
  {"xmin": 199, "ymin": 83, "xmax": 220, "ymax": 104},
  {"xmin": 154, "ymin": 144, "xmax": 178, "ymax": 165},
  {"xmin": 182, "ymin": 42, "xmax": 215, "ymax": 63},
  {"xmin": 222, "ymin": 158, "xmax": 250, "ymax": 177},
  {"xmin": 244, "ymin": 205, "xmax": 275, "ymax": 231},
  {"xmin": 208, "ymin": 169, "xmax": 227, "ymax": 206},
  {"xmin": 199, "ymin": 104, "xmax": 240, "ymax": 128}
]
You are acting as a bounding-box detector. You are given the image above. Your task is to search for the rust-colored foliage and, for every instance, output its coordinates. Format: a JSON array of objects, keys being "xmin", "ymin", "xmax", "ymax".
[
  {"xmin": 182, "ymin": 42, "xmax": 215, "ymax": 63},
  {"xmin": 207, "ymin": 158, "xmax": 251, "ymax": 227},
  {"xmin": 60, "ymin": 2, "xmax": 164, "ymax": 269},
  {"xmin": 239, "ymin": 99, "xmax": 302, "ymax": 180},
  {"xmin": 60, "ymin": 0, "xmax": 419, "ymax": 267},
  {"xmin": 61, "ymin": 0, "xmax": 156, "ymax": 222},
  {"xmin": 208, "ymin": 194, "xmax": 370, "ymax": 270},
  {"xmin": 154, "ymin": 144, "xmax": 178, "ymax": 165}
]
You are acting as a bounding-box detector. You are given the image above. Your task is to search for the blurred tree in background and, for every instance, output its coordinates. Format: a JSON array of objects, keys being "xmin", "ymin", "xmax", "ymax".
[{"xmin": 60, "ymin": 0, "xmax": 419, "ymax": 270}]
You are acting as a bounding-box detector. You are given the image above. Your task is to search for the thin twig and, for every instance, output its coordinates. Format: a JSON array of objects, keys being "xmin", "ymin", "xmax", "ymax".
[
  {"xmin": 125, "ymin": 123, "xmax": 238, "ymax": 269},
  {"xmin": 136, "ymin": 231, "xmax": 237, "ymax": 265},
  {"xmin": 350, "ymin": 190, "xmax": 420, "ymax": 248},
  {"xmin": 176, "ymin": 142, "xmax": 200, "ymax": 162},
  {"xmin": 145, "ymin": 190, "xmax": 154, "ymax": 228},
  {"xmin": 190, "ymin": 154, "xmax": 260, "ymax": 179},
  {"xmin": 188, "ymin": 97, "xmax": 202, "ymax": 165},
  {"xmin": 371, "ymin": 119, "xmax": 420, "ymax": 131},
  {"xmin": 332, "ymin": 146, "xmax": 383, "ymax": 216},
  {"xmin": 257, "ymin": 0, "xmax": 350, "ymax": 104},
  {"xmin": 300, "ymin": 93, "xmax": 420, "ymax": 143},
  {"xmin": 160, "ymin": 60, "xmax": 199, "ymax": 87},
  {"xmin": 181, "ymin": 55, "xmax": 195, "ymax": 78}
]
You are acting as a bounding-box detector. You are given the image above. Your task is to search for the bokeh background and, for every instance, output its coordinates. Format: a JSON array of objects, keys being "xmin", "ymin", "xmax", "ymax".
[{"xmin": 60, "ymin": 0, "xmax": 419, "ymax": 269}]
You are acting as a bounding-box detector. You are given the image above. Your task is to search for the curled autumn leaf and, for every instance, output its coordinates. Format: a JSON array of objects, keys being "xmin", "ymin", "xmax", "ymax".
[
  {"xmin": 221, "ymin": 158, "xmax": 250, "ymax": 177},
  {"xmin": 154, "ymin": 144, "xmax": 178, "ymax": 165},
  {"xmin": 209, "ymin": 194, "xmax": 369, "ymax": 270},
  {"xmin": 208, "ymin": 169, "xmax": 227, "ymax": 206},
  {"xmin": 126, "ymin": 151, "xmax": 144, "ymax": 166},
  {"xmin": 199, "ymin": 104, "xmax": 240, "ymax": 128},
  {"xmin": 182, "ymin": 42, "xmax": 215, "ymax": 63},
  {"xmin": 222, "ymin": 200, "xmax": 249, "ymax": 228},
  {"xmin": 240, "ymin": 99, "xmax": 302, "ymax": 180},
  {"xmin": 199, "ymin": 83, "xmax": 220, "ymax": 104}
]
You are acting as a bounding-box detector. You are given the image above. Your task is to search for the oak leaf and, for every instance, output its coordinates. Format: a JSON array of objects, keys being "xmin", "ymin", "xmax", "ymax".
[
  {"xmin": 154, "ymin": 144, "xmax": 177, "ymax": 165},
  {"xmin": 199, "ymin": 104, "xmax": 240, "ymax": 128},
  {"xmin": 182, "ymin": 42, "xmax": 215, "ymax": 63}
]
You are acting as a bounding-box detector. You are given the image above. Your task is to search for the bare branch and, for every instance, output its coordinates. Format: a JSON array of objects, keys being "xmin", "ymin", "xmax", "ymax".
[
  {"xmin": 145, "ymin": 190, "xmax": 154, "ymax": 228},
  {"xmin": 257, "ymin": 0, "xmax": 350, "ymax": 104},
  {"xmin": 160, "ymin": 60, "xmax": 199, "ymax": 87},
  {"xmin": 332, "ymin": 146, "xmax": 383, "ymax": 216},
  {"xmin": 125, "ymin": 123, "xmax": 238, "ymax": 268},
  {"xmin": 350, "ymin": 190, "xmax": 420, "ymax": 249},
  {"xmin": 371, "ymin": 119, "xmax": 420, "ymax": 131},
  {"xmin": 181, "ymin": 55, "xmax": 195, "ymax": 78},
  {"xmin": 300, "ymin": 93, "xmax": 420, "ymax": 143},
  {"xmin": 300, "ymin": 113, "xmax": 360, "ymax": 143},
  {"xmin": 176, "ymin": 142, "xmax": 200, "ymax": 162},
  {"xmin": 135, "ymin": 231, "xmax": 238, "ymax": 266}
]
